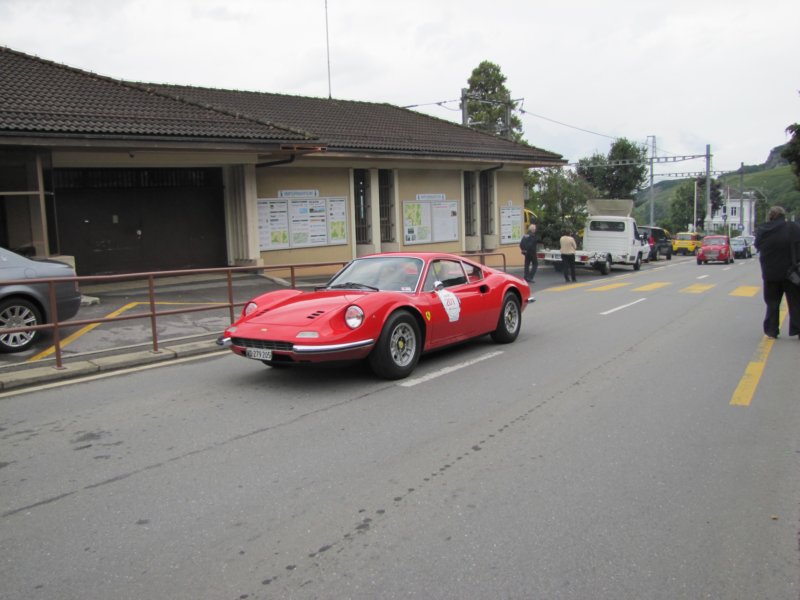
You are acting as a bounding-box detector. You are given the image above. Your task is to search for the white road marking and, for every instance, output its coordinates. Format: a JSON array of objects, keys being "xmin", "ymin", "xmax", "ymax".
[
  {"xmin": 599, "ymin": 298, "xmax": 647, "ymax": 315},
  {"xmin": 399, "ymin": 350, "xmax": 504, "ymax": 387},
  {"xmin": 0, "ymin": 352, "xmax": 224, "ymax": 399},
  {"xmin": 697, "ymin": 274, "xmax": 710, "ymax": 280}
]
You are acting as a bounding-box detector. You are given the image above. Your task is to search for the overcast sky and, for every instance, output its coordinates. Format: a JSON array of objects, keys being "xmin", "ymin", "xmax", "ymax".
[{"xmin": 2, "ymin": 0, "xmax": 798, "ymax": 179}]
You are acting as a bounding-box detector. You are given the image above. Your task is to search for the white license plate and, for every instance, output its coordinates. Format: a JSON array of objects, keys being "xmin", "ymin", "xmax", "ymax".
[{"xmin": 245, "ymin": 348, "xmax": 272, "ymax": 361}]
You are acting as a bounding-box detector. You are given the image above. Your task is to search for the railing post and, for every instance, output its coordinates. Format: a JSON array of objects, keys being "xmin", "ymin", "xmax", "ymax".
[
  {"xmin": 49, "ymin": 280, "xmax": 65, "ymax": 369},
  {"xmin": 148, "ymin": 274, "xmax": 159, "ymax": 353},
  {"xmin": 226, "ymin": 270, "xmax": 235, "ymax": 323}
]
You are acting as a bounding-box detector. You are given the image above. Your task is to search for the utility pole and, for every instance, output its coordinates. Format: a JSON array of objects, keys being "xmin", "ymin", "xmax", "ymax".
[
  {"xmin": 705, "ymin": 144, "xmax": 711, "ymax": 231},
  {"xmin": 739, "ymin": 162, "xmax": 744, "ymax": 232},
  {"xmin": 648, "ymin": 135, "xmax": 656, "ymax": 225},
  {"xmin": 461, "ymin": 88, "xmax": 468, "ymax": 126}
]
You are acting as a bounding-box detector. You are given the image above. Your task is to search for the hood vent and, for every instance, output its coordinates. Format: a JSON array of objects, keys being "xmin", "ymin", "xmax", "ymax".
[{"xmin": 307, "ymin": 310, "xmax": 326, "ymax": 320}]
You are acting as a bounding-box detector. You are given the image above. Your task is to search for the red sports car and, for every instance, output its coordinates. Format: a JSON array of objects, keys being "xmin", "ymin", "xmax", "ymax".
[
  {"xmin": 219, "ymin": 252, "xmax": 534, "ymax": 379},
  {"xmin": 697, "ymin": 235, "xmax": 733, "ymax": 265}
]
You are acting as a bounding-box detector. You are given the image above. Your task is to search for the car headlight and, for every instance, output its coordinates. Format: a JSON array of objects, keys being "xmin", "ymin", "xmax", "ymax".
[
  {"xmin": 345, "ymin": 305, "xmax": 364, "ymax": 329},
  {"xmin": 243, "ymin": 301, "xmax": 258, "ymax": 317}
]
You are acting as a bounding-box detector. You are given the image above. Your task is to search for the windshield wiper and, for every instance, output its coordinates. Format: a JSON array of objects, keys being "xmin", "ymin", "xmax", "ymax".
[{"xmin": 327, "ymin": 282, "xmax": 379, "ymax": 291}]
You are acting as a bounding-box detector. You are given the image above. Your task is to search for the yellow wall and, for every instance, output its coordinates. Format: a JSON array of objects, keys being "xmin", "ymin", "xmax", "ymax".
[
  {"xmin": 253, "ymin": 164, "xmax": 526, "ymax": 275},
  {"xmin": 396, "ymin": 169, "xmax": 462, "ymax": 254},
  {"xmin": 254, "ymin": 166, "xmax": 353, "ymax": 276}
]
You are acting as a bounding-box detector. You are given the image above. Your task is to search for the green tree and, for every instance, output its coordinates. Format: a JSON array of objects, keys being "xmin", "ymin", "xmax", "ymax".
[
  {"xmin": 669, "ymin": 181, "xmax": 705, "ymax": 232},
  {"xmin": 782, "ymin": 122, "xmax": 800, "ymax": 190},
  {"xmin": 695, "ymin": 177, "xmax": 724, "ymax": 219},
  {"xmin": 527, "ymin": 168, "xmax": 598, "ymax": 248},
  {"xmin": 576, "ymin": 138, "xmax": 648, "ymax": 199},
  {"xmin": 464, "ymin": 61, "xmax": 524, "ymax": 142}
]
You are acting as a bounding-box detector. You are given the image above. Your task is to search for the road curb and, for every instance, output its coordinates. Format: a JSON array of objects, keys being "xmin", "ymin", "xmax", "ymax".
[{"xmin": 0, "ymin": 340, "xmax": 226, "ymax": 392}]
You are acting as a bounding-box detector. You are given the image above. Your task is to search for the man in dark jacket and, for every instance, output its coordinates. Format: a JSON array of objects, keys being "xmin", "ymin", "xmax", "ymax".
[
  {"xmin": 754, "ymin": 205, "xmax": 800, "ymax": 339},
  {"xmin": 519, "ymin": 223, "xmax": 538, "ymax": 283}
]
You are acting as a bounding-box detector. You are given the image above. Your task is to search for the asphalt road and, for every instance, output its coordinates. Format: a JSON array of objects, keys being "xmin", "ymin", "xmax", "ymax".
[{"xmin": 2, "ymin": 255, "xmax": 799, "ymax": 599}]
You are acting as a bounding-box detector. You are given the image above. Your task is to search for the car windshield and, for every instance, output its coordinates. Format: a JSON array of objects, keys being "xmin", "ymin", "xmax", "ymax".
[
  {"xmin": 703, "ymin": 237, "xmax": 726, "ymax": 246},
  {"xmin": 676, "ymin": 234, "xmax": 694, "ymax": 240},
  {"xmin": 326, "ymin": 256, "xmax": 423, "ymax": 292},
  {"xmin": 731, "ymin": 239, "xmax": 744, "ymax": 246}
]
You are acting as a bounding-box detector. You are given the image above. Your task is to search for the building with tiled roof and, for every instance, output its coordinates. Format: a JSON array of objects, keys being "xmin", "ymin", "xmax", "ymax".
[{"xmin": 0, "ymin": 46, "xmax": 565, "ymax": 275}]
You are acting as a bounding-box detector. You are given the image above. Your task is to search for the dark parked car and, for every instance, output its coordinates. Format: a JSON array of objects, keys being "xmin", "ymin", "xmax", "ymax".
[
  {"xmin": 730, "ymin": 237, "xmax": 752, "ymax": 258},
  {"xmin": 0, "ymin": 247, "xmax": 81, "ymax": 352},
  {"xmin": 639, "ymin": 226, "xmax": 672, "ymax": 261}
]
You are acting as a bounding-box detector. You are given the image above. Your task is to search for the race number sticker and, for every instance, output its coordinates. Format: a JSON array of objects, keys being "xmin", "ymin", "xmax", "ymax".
[{"xmin": 436, "ymin": 289, "xmax": 461, "ymax": 322}]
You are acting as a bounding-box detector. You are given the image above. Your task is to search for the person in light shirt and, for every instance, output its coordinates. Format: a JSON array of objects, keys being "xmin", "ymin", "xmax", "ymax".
[{"xmin": 559, "ymin": 230, "xmax": 578, "ymax": 283}]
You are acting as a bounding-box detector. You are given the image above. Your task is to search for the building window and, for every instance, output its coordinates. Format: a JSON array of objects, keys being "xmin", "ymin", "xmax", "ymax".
[
  {"xmin": 354, "ymin": 169, "xmax": 371, "ymax": 244},
  {"xmin": 479, "ymin": 170, "xmax": 494, "ymax": 234},
  {"xmin": 378, "ymin": 169, "xmax": 394, "ymax": 243},
  {"xmin": 729, "ymin": 206, "xmax": 737, "ymax": 217},
  {"xmin": 464, "ymin": 172, "xmax": 477, "ymax": 236}
]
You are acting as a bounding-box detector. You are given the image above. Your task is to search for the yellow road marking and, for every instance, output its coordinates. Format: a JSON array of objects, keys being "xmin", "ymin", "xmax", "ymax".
[
  {"xmin": 730, "ymin": 306, "xmax": 786, "ymax": 406},
  {"xmin": 27, "ymin": 300, "xmax": 226, "ymax": 362},
  {"xmin": 633, "ymin": 282, "xmax": 671, "ymax": 291},
  {"xmin": 545, "ymin": 282, "xmax": 593, "ymax": 292},
  {"xmin": 730, "ymin": 286, "xmax": 760, "ymax": 297},
  {"xmin": 681, "ymin": 283, "xmax": 715, "ymax": 294},
  {"xmin": 589, "ymin": 282, "xmax": 631, "ymax": 292}
]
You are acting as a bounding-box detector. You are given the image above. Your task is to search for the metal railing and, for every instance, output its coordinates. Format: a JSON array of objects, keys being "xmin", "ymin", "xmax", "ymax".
[{"xmin": 2, "ymin": 252, "xmax": 510, "ymax": 370}]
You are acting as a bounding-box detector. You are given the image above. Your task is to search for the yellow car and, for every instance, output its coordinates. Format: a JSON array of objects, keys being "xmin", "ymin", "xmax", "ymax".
[{"xmin": 672, "ymin": 232, "xmax": 703, "ymax": 255}]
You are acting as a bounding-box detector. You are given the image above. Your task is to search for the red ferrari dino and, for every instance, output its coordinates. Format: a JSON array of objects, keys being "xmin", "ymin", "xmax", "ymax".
[{"xmin": 219, "ymin": 252, "xmax": 534, "ymax": 379}]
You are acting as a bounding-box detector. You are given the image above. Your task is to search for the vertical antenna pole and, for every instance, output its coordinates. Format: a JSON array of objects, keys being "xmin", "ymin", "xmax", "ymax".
[{"xmin": 325, "ymin": 0, "xmax": 332, "ymax": 99}]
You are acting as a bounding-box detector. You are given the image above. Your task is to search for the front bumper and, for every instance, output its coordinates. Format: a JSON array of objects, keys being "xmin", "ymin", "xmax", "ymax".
[{"xmin": 225, "ymin": 335, "xmax": 376, "ymax": 364}]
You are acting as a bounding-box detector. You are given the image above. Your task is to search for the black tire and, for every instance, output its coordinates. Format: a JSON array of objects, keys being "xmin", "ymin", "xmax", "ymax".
[
  {"xmin": 599, "ymin": 259, "xmax": 610, "ymax": 275},
  {"xmin": 368, "ymin": 310, "xmax": 421, "ymax": 380},
  {"xmin": 491, "ymin": 293, "xmax": 522, "ymax": 344},
  {"xmin": 633, "ymin": 254, "xmax": 641, "ymax": 271},
  {"xmin": 667, "ymin": 251, "xmax": 672, "ymax": 260},
  {"xmin": 0, "ymin": 298, "xmax": 43, "ymax": 353}
]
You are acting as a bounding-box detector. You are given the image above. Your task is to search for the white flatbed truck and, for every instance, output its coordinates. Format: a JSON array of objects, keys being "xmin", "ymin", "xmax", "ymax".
[{"xmin": 537, "ymin": 199, "xmax": 651, "ymax": 275}]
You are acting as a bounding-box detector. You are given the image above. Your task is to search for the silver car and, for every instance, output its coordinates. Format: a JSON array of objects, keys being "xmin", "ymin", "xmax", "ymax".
[{"xmin": 0, "ymin": 247, "xmax": 81, "ymax": 352}]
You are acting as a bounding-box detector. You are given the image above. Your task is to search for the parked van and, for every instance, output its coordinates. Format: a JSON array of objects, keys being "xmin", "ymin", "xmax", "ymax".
[
  {"xmin": 523, "ymin": 208, "xmax": 537, "ymax": 229},
  {"xmin": 672, "ymin": 232, "xmax": 703, "ymax": 255}
]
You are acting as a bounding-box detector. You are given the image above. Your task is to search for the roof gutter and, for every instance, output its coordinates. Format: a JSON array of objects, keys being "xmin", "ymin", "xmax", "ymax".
[
  {"xmin": 481, "ymin": 163, "xmax": 504, "ymax": 173},
  {"xmin": 256, "ymin": 154, "xmax": 297, "ymax": 168},
  {"xmin": 256, "ymin": 143, "xmax": 327, "ymax": 168}
]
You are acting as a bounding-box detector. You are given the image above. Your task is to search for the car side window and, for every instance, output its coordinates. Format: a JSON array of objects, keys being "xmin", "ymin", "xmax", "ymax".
[
  {"xmin": 423, "ymin": 259, "xmax": 467, "ymax": 291},
  {"xmin": 464, "ymin": 263, "xmax": 483, "ymax": 283}
]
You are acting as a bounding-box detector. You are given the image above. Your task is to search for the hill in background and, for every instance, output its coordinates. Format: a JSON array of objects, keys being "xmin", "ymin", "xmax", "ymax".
[{"xmin": 633, "ymin": 144, "xmax": 800, "ymax": 227}]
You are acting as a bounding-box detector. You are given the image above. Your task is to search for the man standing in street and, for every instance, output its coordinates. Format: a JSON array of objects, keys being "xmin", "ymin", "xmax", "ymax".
[
  {"xmin": 754, "ymin": 205, "xmax": 800, "ymax": 339},
  {"xmin": 519, "ymin": 223, "xmax": 538, "ymax": 283},
  {"xmin": 560, "ymin": 230, "xmax": 578, "ymax": 283}
]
